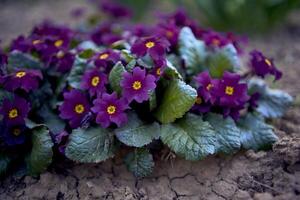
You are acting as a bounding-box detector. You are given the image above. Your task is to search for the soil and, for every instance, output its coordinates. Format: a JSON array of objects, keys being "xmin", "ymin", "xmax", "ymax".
[{"xmin": 0, "ymin": 1, "xmax": 300, "ymax": 200}]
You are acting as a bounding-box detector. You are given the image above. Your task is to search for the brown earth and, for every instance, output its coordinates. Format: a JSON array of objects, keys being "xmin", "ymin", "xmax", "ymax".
[{"xmin": 0, "ymin": 1, "xmax": 300, "ymax": 200}]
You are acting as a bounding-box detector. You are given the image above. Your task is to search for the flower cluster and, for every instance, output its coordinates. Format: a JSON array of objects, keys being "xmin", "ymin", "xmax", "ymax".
[{"xmin": 0, "ymin": 3, "xmax": 289, "ymax": 178}]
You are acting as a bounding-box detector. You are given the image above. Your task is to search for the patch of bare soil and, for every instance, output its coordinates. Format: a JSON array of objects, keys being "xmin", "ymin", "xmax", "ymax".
[{"xmin": 0, "ymin": 2, "xmax": 300, "ymax": 199}]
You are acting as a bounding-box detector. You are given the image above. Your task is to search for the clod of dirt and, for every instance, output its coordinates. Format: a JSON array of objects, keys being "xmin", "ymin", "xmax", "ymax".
[{"xmin": 273, "ymin": 135, "xmax": 300, "ymax": 165}]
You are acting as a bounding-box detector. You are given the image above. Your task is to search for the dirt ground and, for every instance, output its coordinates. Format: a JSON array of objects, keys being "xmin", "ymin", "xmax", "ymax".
[{"xmin": 0, "ymin": 1, "xmax": 300, "ymax": 200}]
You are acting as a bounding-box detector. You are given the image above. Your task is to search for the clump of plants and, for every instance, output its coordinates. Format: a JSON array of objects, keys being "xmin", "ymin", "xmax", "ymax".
[{"xmin": 0, "ymin": 2, "xmax": 292, "ymax": 177}]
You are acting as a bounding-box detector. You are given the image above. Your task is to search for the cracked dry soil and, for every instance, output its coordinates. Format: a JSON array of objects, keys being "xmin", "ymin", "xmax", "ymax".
[{"xmin": 1, "ymin": 2, "xmax": 300, "ymax": 200}]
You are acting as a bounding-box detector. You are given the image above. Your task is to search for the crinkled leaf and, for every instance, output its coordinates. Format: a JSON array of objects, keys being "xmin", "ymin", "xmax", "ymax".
[
  {"xmin": 78, "ymin": 49, "xmax": 95, "ymax": 59},
  {"xmin": 26, "ymin": 126, "xmax": 54, "ymax": 176},
  {"xmin": 67, "ymin": 57, "xmax": 87, "ymax": 89},
  {"xmin": 0, "ymin": 153, "xmax": 11, "ymax": 176},
  {"xmin": 164, "ymin": 60, "xmax": 183, "ymax": 80},
  {"xmin": 154, "ymin": 80, "xmax": 197, "ymax": 123},
  {"xmin": 0, "ymin": 88, "xmax": 13, "ymax": 105},
  {"xmin": 115, "ymin": 113, "xmax": 160, "ymax": 147},
  {"xmin": 237, "ymin": 113, "xmax": 278, "ymax": 150},
  {"xmin": 149, "ymin": 90, "xmax": 157, "ymax": 111},
  {"xmin": 207, "ymin": 44, "xmax": 240, "ymax": 78},
  {"xmin": 126, "ymin": 59, "xmax": 137, "ymax": 71},
  {"xmin": 179, "ymin": 27, "xmax": 207, "ymax": 75},
  {"xmin": 8, "ymin": 51, "xmax": 43, "ymax": 71},
  {"xmin": 109, "ymin": 61, "xmax": 126, "ymax": 95},
  {"xmin": 28, "ymin": 80, "xmax": 53, "ymax": 109},
  {"xmin": 161, "ymin": 113, "xmax": 216, "ymax": 160},
  {"xmin": 124, "ymin": 148, "xmax": 154, "ymax": 177},
  {"xmin": 248, "ymin": 79, "xmax": 293, "ymax": 118},
  {"xmin": 205, "ymin": 113, "xmax": 241, "ymax": 154},
  {"xmin": 65, "ymin": 127, "xmax": 115, "ymax": 163}
]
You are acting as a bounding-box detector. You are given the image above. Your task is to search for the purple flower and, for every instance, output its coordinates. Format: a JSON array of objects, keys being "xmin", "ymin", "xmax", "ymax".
[
  {"xmin": 2, "ymin": 69, "xmax": 43, "ymax": 92},
  {"xmin": 59, "ymin": 89, "xmax": 91, "ymax": 129},
  {"xmin": 194, "ymin": 71, "xmax": 217, "ymax": 103},
  {"xmin": 51, "ymin": 51, "xmax": 75, "ymax": 73},
  {"xmin": 250, "ymin": 50, "xmax": 282, "ymax": 80},
  {"xmin": 203, "ymin": 31, "xmax": 228, "ymax": 47},
  {"xmin": 156, "ymin": 24, "xmax": 179, "ymax": 48},
  {"xmin": 120, "ymin": 67, "xmax": 156, "ymax": 103},
  {"xmin": 81, "ymin": 69, "xmax": 108, "ymax": 96},
  {"xmin": 91, "ymin": 22, "xmax": 122, "ymax": 46},
  {"xmin": 131, "ymin": 37, "xmax": 170, "ymax": 61},
  {"xmin": 93, "ymin": 49, "xmax": 120, "ymax": 70},
  {"xmin": 91, "ymin": 92, "xmax": 128, "ymax": 128},
  {"xmin": 0, "ymin": 96, "xmax": 30, "ymax": 127},
  {"xmin": 212, "ymin": 72, "xmax": 249, "ymax": 108},
  {"xmin": 226, "ymin": 32, "xmax": 248, "ymax": 54},
  {"xmin": 191, "ymin": 96, "xmax": 211, "ymax": 114},
  {"xmin": 10, "ymin": 36, "xmax": 32, "ymax": 52},
  {"xmin": 100, "ymin": 0, "xmax": 132, "ymax": 19},
  {"xmin": 0, "ymin": 123, "xmax": 26, "ymax": 146},
  {"xmin": 54, "ymin": 130, "xmax": 69, "ymax": 154},
  {"xmin": 150, "ymin": 60, "xmax": 167, "ymax": 79}
]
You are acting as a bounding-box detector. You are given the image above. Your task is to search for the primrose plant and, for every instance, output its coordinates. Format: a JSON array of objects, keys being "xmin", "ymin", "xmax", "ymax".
[{"xmin": 0, "ymin": 3, "xmax": 292, "ymax": 177}]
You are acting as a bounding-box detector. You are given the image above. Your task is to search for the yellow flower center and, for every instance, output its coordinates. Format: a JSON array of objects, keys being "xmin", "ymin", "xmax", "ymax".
[
  {"xmin": 145, "ymin": 41, "xmax": 155, "ymax": 48},
  {"xmin": 32, "ymin": 39, "xmax": 42, "ymax": 45},
  {"xmin": 225, "ymin": 86, "xmax": 234, "ymax": 95},
  {"xmin": 91, "ymin": 76, "xmax": 100, "ymax": 87},
  {"xmin": 12, "ymin": 128, "xmax": 21, "ymax": 136},
  {"xmin": 265, "ymin": 59, "xmax": 272, "ymax": 67},
  {"xmin": 56, "ymin": 51, "xmax": 65, "ymax": 59},
  {"xmin": 195, "ymin": 97, "xmax": 202, "ymax": 104},
  {"xmin": 212, "ymin": 39, "xmax": 220, "ymax": 46},
  {"xmin": 74, "ymin": 104, "xmax": 85, "ymax": 114},
  {"xmin": 206, "ymin": 83, "xmax": 213, "ymax": 91},
  {"xmin": 107, "ymin": 105, "xmax": 116, "ymax": 115},
  {"xmin": 132, "ymin": 81, "xmax": 142, "ymax": 90},
  {"xmin": 54, "ymin": 40, "xmax": 64, "ymax": 47},
  {"xmin": 8, "ymin": 108, "xmax": 18, "ymax": 119},
  {"xmin": 156, "ymin": 68, "xmax": 161, "ymax": 76},
  {"xmin": 15, "ymin": 71, "xmax": 26, "ymax": 78},
  {"xmin": 166, "ymin": 31, "xmax": 173, "ymax": 38},
  {"xmin": 99, "ymin": 53, "xmax": 109, "ymax": 60}
]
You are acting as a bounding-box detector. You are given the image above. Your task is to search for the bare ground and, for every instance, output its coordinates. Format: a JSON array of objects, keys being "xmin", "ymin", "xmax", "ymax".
[{"xmin": 0, "ymin": 1, "xmax": 300, "ymax": 200}]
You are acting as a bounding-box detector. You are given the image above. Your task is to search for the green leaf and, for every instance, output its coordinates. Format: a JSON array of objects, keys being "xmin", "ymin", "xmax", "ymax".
[
  {"xmin": 67, "ymin": 57, "xmax": 87, "ymax": 89},
  {"xmin": 8, "ymin": 51, "xmax": 43, "ymax": 71},
  {"xmin": 207, "ymin": 44, "xmax": 240, "ymax": 78},
  {"xmin": 124, "ymin": 148, "xmax": 154, "ymax": 178},
  {"xmin": 0, "ymin": 89, "xmax": 13, "ymax": 105},
  {"xmin": 237, "ymin": 113, "xmax": 278, "ymax": 150},
  {"xmin": 248, "ymin": 79, "xmax": 293, "ymax": 118},
  {"xmin": 164, "ymin": 60, "xmax": 183, "ymax": 80},
  {"xmin": 161, "ymin": 113, "xmax": 216, "ymax": 160},
  {"xmin": 78, "ymin": 49, "xmax": 95, "ymax": 59},
  {"xmin": 126, "ymin": 59, "xmax": 137, "ymax": 71},
  {"xmin": 205, "ymin": 113, "xmax": 241, "ymax": 154},
  {"xmin": 26, "ymin": 126, "xmax": 53, "ymax": 176},
  {"xmin": 109, "ymin": 61, "xmax": 126, "ymax": 95},
  {"xmin": 115, "ymin": 113, "xmax": 160, "ymax": 147},
  {"xmin": 65, "ymin": 127, "xmax": 115, "ymax": 163},
  {"xmin": 28, "ymin": 80, "xmax": 53, "ymax": 109},
  {"xmin": 154, "ymin": 80, "xmax": 197, "ymax": 123},
  {"xmin": 149, "ymin": 90, "xmax": 157, "ymax": 111},
  {"xmin": 178, "ymin": 27, "xmax": 207, "ymax": 75},
  {"xmin": 0, "ymin": 153, "xmax": 11, "ymax": 176}
]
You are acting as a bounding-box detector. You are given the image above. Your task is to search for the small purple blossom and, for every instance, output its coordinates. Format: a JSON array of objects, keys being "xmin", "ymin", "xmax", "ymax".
[
  {"xmin": 250, "ymin": 50, "xmax": 282, "ymax": 80},
  {"xmin": 91, "ymin": 22, "xmax": 122, "ymax": 46},
  {"xmin": 0, "ymin": 123, "xmax": 26, "ymax": 146},
  {"xmin": 91, "ymin": 92, "xmax": 128, "ymax": 128},
  {"xmin": 2, "ymin": 69, "xmax": 43, "ymax": 92},
  {"xmin": 157, "ymin": 24, "xmax": 179, "ymax": 48},
  {"xmin": 0, "ymin": 96, "xmax": 30, "ymax": 127},
  {"xmin": 0, "ymin": 49, "xmax": 7, "ymax": 66},
  {"xmin": 51, "ymin": 51, "xmax": 75, "ymax": 73},
  {"xmin": 203, "ymin": 31, "xmax": 228, "ymax": 47},
  {"xmin": 212, "ymin": 72, "xmax": 249, "ymax": 108},
  {"xmin": 59, "ymin": 89, "xmax": 91, "ymax": 129},
  {"xmin": 93, "ymin": 49, "xmax": 120, "ymax": 70},
  {"xmin": 120, "ymin": 67, "xmax": 156, "ymax": 103},
  {"xmin": 194, "ymin": 71, "xmax": 217, "ymax": 103},
  {"xmin": 131, "ymin": 37, "xmax": 170, "ymax": 61},
  {"xmin": 81, "ymin": 69, "xmax": 108, "ymax": 96},
  {"xmin": 248, "ymin": 92, "xmax": 260, "ymax": 110},
  {"xmin": 10, "ymin": 36, "xmax": 32, "ymax": 52},
  {"xmin": 191, "ymin": 96, "xmax": 211, "ymax": 114}
]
